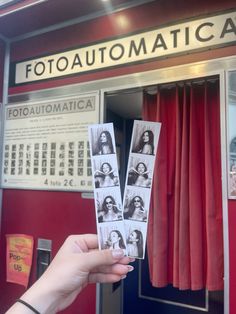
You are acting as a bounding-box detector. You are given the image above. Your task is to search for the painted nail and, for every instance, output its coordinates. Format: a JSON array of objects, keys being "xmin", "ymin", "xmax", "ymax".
[
  {"xmin": 127, "ymin": 265, "xmax": 134, "ymax": 272},
  {"xmin": 112, "ymin": 249, "xmax": 124, "ymax": 259}
]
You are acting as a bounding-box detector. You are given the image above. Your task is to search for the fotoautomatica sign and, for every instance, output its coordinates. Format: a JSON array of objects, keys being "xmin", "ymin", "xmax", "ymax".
[
  {"xmin": 2, "ymin": 93, "xmax": 99, "ymax": 191},
  {"xmin": 14, "ymin": 11, "xmax": 236, "ymax": 84}
]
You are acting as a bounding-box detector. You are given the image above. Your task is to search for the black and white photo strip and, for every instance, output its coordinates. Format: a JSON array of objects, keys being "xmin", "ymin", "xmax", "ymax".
[
  {"xmin": 88, "ymin": 123, "xmax": 126, "ymax": 253},
  {"xmin": 123, "ymin": 120, "xmax": 161, "ymax": 259}
]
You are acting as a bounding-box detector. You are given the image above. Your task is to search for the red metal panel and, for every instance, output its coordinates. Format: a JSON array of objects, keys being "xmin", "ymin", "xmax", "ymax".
[
  {"xmin": 0, "ymin": 0, "xmax": 134, "ymax": 38},
  {"xmin": 0, "ymin": 189, "xmax": 96, "ymax": 313}
]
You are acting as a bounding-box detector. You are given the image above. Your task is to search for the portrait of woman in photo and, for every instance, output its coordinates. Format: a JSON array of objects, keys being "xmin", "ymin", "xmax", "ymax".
[
  {"xmin": 127, "ymin": 229, "xmax": 144, "ymax": 258},
  {"xmin": 133, "ymin": 130, "xmax": 154, "ymax": 155},
  {"xmin": 127, "ymin": 161, "xmax": 151, "ymax": 188},
  {"xmin": 104, "ymin": 230, "xmax": 126, "ymax": 250},
  {"xmin": 124, "ymin": 196, "xmax": 147, "ymax": 222},
  {"xmin": 95, "ymin": 130, "xmax": 114, "ymax": 155},
  {"xmin": 95, "ymin": 162, "xmax": 119, "ymax": 188},
  {"xmin": 98, "ymin": 195, "xmax": 122, "ymax": 223}
]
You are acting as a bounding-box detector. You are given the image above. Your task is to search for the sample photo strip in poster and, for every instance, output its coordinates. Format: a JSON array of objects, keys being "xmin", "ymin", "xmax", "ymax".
[
  {"xmin": 123, "ymin": 120, "xmax": 161, "ymax": 258},
  {"xmin": 89, "ymin": 123, "xmax": 126, "ymax": 253}
]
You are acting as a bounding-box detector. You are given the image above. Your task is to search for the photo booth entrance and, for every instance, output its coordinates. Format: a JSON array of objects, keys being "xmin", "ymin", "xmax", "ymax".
[{"xmin": 101, "ymin": 75, "xmax": 224, "ymax": 314}]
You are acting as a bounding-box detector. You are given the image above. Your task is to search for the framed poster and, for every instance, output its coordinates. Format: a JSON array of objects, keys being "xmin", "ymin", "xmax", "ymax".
[
  {"xmin": 1, "ymin": 92, "xmax": 100, "ymax": 191},
  {"xmin": 227, "ymin": 70, "xmax": 236, "ymax": 199}
]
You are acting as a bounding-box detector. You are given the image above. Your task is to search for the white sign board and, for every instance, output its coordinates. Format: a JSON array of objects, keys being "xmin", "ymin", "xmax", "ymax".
[
  {"xmin": 14, "ymin": 11, "xmax": 236, "ymax": 84},
  {"xmin": 1, "ymin": 92, "xmax": 100, "ymax": 191}
]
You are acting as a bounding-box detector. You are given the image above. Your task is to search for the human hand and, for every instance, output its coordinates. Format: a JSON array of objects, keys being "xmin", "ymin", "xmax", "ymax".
[{"xmin": 7, "ymin": 234, "xmax": 134, "ymax": 314}]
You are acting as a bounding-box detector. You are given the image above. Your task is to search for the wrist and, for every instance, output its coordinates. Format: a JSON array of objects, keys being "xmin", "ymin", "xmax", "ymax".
[{"xmin": 20, "ymin": 277, "xmax": 59, "ymax": 314}]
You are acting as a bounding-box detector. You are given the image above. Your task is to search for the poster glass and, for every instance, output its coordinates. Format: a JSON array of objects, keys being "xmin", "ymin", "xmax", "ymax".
[
  {"xmin": 1, "ymin": 92, "xmax": 100, "ymax": 191},
  {"xmin": 228, "ymin": 70, "xmax": 236, "ymax": 199}
]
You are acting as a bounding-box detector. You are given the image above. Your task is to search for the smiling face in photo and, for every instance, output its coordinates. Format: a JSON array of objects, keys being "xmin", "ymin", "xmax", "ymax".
[
  {"xmin": 137, "ymin": 162, "xmax": 146, "ymax": 174},
  {"xmin": 102, "ymin": 163, "xmax": 111, "ymax": 174}
]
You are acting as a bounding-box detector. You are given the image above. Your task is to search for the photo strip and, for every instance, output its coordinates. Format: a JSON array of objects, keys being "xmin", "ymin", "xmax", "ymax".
[
  {"xmin": 89, "ymin": 120, "xmax": 161, "ymax": 259},
  {"xmin": 88, "ymin": 123, "xmax": 126, "ymax": 253},
  {"xmin": 123, "ymin": 120, "xmax": 161, "ymax": 258}
]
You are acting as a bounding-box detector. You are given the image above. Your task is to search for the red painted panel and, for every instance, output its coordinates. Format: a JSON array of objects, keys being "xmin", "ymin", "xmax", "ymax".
[
  {"xmin": 0, "ymin": 189, "xmax": 97, "ymax": 313},
  {"xmin": 0, "ymin": 0, "xmax": 134, "ymax": 38},
  {"xmin": 228, "ymin": 200, "xmax": 236, "ymax": 314}
]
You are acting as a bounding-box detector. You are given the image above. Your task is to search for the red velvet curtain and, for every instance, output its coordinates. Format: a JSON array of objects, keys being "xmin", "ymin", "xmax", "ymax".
[{"xmin": 144, "ymin": 79, "xmax": 224, "ymax": 291}]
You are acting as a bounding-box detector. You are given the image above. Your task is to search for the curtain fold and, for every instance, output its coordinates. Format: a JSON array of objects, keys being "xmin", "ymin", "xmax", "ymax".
[{"xmin": 145, "ymin": 79, "xmax": 224, "ymax": 291}]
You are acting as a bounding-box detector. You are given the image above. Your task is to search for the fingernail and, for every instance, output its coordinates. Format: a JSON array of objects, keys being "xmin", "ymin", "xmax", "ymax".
[
  {"xmin": 112, "ymin": 249, "xmax": 124, "ymax": 259},
  {"xmin": 129, "ymin": 258, "xmax": 135, "ymax": 262},
  {"xmin": 121, "ymin": 275, "xmax": 127, "ymax": 280},
  {"xmin": 127, "ymin": 265, "xmax": 134, "ymax": 272}
]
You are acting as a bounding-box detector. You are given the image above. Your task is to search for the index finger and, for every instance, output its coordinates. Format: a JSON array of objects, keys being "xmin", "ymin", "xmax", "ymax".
[
  {"xmin": 59, "ymin": 234, "xmax": 98, "ymax": 254},
  {"xmin": 73, "ymin": 234, "xmax": 99, "ymax": 252}
]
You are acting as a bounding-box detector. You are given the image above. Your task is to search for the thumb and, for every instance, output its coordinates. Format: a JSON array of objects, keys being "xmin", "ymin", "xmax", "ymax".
[{"xmin": 80, "ymin": 249, "xmax": 125, "ymax": 271}]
